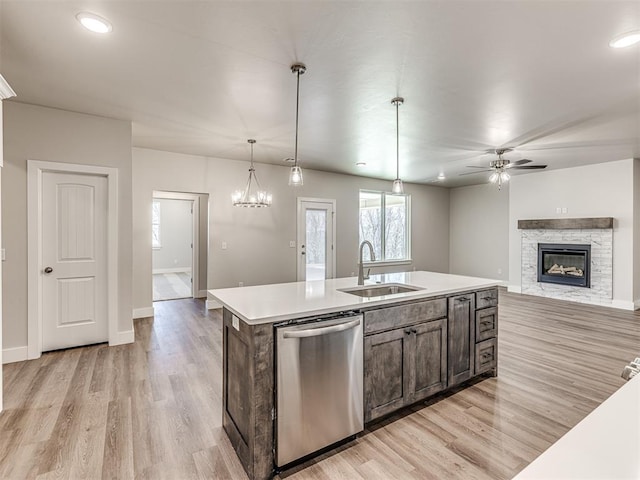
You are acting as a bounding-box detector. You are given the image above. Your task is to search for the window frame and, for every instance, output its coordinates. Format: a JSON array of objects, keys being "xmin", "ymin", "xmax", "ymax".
[{"xmin": 358, "ymin": 189, "xmax": 412, "ymax": 266}]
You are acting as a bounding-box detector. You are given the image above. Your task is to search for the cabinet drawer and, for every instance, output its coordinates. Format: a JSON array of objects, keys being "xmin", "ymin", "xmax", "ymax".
[
  {"xmin": 475, "ymin": 338, "xmax": 497, "ymax": 374},
  {"xmin": 476, "ymin": 289, "xmax": 498, "ymax": 309},
  {"xmin": 364, "ymin": 298, "xmax": 447, "ymax": 335},
  {"xmin": 475, "ymin": 307, "xmax": 498, "ymax": 342}
]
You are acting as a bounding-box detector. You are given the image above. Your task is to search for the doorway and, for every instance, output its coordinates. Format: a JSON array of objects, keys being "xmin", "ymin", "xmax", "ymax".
[
  {"xmin": 151, "ymin": 191, "xmax": 208, "ymax": 302},
  {"xmin": 296, "ymin": 198, "xmax": 336, "ymax": 281}
]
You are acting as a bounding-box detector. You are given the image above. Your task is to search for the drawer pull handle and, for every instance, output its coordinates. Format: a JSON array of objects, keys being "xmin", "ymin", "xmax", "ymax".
[
  {"xmin": 457, "ymin": 297, "xmax": 470, "ymax": 302},
  {"xmin": 481, "ymin": 296, "xmax": 494, "ymax": 301}
]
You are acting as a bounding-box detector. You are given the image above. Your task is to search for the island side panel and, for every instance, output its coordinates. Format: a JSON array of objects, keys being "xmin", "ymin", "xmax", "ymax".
[{"xmin": 222, "ymin": 308, "xmax": 275, "ymax": 480}]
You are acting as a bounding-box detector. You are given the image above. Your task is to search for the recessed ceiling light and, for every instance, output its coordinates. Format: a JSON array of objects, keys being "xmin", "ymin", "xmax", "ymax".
[
  {"xmin": 356, "ymin": 162, "xmax": 366, "ymax": 167},
  {"xmin": 437, "ymin": 173, "xmax": 446, "ymax": 181},
  {"xmin": 76, "ymin": 12, "xmax": 113, "ymax": 34},
  {"xmin": 609, "ymin": 30, "xmax": 640, "ymax": 48}
]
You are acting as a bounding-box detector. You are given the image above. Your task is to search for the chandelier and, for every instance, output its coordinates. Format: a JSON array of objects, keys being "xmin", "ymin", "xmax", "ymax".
[{"xmin": 232, "ymin": 139, "xmax": 272, "ymax": 207}]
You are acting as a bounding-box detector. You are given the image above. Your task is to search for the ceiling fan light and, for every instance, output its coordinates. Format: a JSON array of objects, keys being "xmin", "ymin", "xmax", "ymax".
[
  {"xmin": 609, "ymin": 30, "xmax": 640, "ymax": 48},
  {"xmin": 501, "ymin": 171, "xmax": 511, "ymax": 182},
  {"xmin": 489, "ymin": 172, "xmax": 499, "ymax": 183},
  {"xmin": 392, "ymin": 178, "xmax": 404, "ymax": 195},
  {"xmin": 289, "ymin": 166, "xmax": 303, "ymax": 186}
]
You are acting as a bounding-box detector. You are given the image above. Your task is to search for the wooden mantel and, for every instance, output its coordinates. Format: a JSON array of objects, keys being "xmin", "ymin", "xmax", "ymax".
[{"xmin": 517, "ymin": 217, "xmax": 614, "ymax": 230}]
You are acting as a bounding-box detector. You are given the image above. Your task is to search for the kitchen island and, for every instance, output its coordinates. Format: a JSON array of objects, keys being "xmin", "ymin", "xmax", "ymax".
[{"xmin": 210, "ymin": 271, "xmax": 500, "ymax": 480}]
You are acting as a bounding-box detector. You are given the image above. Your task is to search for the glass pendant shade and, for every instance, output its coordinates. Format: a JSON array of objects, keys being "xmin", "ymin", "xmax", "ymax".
[
  {"xmin": 392, "ymin": 178, "xmax": 404, "ymax": 194},
  {"xmin": 489, "ymin": 172, "xmax": 499, "ymax": 183},
  {"xmin": 232, "ymin": 139, "xmax": 272, "ymax": 207},
  {"xmin": 289, "ymin": 165, "xmax": 304, "ymax": 186},
  {"xmin": 500, "ymin": 171, "xmax": 510, "ymax": 182}
]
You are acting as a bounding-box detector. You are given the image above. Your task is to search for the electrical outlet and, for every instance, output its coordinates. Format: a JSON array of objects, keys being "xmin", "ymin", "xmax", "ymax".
[
  {"xmin": 562, "ymin": 207, "xmax": 568, "ymax": 214},
  {"xmin": 238, "ymin": 281, "xmax": 244, "ymax": 287},
  {"xmin": 497, "ymin": 268, "xmax": 502, "ymax": 275},
  {"xmin": 289, "ymin": 241, "xmax": 295, "ymax": 248},
  {"xmin": 222, "ymin": 241, "xmax": 227, "ymax": 250},
  {"xmin": 556, "ymin": 207, "xmax": 562, "ymax": 214}
]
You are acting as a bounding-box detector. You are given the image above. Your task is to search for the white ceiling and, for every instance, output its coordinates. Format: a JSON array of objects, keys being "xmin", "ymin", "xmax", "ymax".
[{"xmin": 1, "ymin": 1, "xmax": 639, "ymax": 187}]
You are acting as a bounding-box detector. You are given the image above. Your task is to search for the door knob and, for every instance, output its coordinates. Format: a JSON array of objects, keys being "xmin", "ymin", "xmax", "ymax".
[{"xmin": 44, "ymin": 267, "xmax": 53, "ymax": 274}]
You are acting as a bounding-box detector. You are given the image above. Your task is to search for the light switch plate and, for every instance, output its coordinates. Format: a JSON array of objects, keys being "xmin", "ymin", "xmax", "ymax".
[
  {"xmin": 289, "ymin": 241, "xmax": 295, "ymax": 248},
  {"xmin": 222, "ymin": 241, "xmax": 227, "ymax": 250}
]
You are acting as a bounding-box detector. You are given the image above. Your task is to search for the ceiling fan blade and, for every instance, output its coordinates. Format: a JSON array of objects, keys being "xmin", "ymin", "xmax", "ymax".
[
  {"xmin": 508, "ymin": 159, "xmax": 532, "ymax": 166},
  {"xmin": 465, "ymin": 165, "xmax": 492, "ymax": 168},
  {"xmin": 512, "ymin": 165, "xmax": 547, "ymax": 169},
  {"xmin": 459, "ymin": 169, "xmax": 493, "ymax": 176}
]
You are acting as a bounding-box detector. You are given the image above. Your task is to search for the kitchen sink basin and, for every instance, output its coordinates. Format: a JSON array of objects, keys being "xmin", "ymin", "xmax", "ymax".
[{"xmin": 339, "ymin": 283, "xmax": 423, "ymax": 298}]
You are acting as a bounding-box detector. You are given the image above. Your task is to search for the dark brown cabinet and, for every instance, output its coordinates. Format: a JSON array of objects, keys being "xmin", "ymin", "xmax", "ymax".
[
  {"xmin": 447, "ymin": 294, "xmax": 476, "ymax": 387},
  {"xmin": 364, "ymin": 302, "xmax": 448, "ymax": 422},
  {"xmin": 474, "ymin": 289, "xmax": 498, "ymax": 375}
]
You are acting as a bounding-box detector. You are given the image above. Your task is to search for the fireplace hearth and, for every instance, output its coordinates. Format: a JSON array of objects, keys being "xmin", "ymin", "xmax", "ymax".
[{"xmin": 537, "ymin": 243, "xmax": 591, "ymax": 288}]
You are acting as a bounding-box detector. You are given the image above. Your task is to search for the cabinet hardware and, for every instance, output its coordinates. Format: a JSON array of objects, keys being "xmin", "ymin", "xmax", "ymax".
[
  {"xmin": 411, "ymin": 329, "xmax": 417, "ymax": 334},
  {"xmin": 457, "ymin": 297, "xmax": 469, "ymax": 302},
  {"xmin": 481, "ymin": 296, "xmax": 493, "ymax": 301},
  {"xmin": 405, "ymin": 330, "xmax": 411, "ymax": 335}
]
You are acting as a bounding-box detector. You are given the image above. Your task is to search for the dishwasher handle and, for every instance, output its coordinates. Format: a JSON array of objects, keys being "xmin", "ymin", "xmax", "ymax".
[{"xmin": 282, "ymin": 318, "xmax": 361, "ymax": 339}]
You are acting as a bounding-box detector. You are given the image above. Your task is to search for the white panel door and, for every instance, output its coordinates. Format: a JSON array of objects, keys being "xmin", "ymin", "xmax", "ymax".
[
  {"xmin": 296, "ymin": 199, "xmax": 336, "ymax": 281},
  {"xmin": 41, "ymin": 172, "xmax": 108, "ymax": 351}
]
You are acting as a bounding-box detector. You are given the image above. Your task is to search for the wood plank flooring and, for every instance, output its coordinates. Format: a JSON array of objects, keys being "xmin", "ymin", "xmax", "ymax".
[{"xmin": 1, "ymin": 291, "xmax": 639, "ymax": 479}]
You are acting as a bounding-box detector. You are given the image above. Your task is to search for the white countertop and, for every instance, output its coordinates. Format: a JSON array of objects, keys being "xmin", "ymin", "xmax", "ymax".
[
  {"xmin": 209, "ymin": 271, "xmax": 499, "ymax": 324},
  {"xmin": 514, "ymin": 374, "xmax": 640, "ymax": 480}
]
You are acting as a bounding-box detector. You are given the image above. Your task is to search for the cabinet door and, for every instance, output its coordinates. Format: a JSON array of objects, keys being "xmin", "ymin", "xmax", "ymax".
[
  {"xmin": 447, "ymin": 294, "xmax": 475, "ymax": 386},
  {"xmin": 364, "ymin": 328, "xmax": 410, "ymax": 422},
  {"xmin": 410, "ymin": 318, "xmax": 447, "ymax": 403}
]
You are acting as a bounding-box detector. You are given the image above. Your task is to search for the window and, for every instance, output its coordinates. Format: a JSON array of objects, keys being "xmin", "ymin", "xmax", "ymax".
[
  {"xmin": 152, "ymin": 200, "xmax": 161, "ymax": 248},
  {"xmin": 359, "ymin": 190, "xmax": 410, "ymax": 263}
]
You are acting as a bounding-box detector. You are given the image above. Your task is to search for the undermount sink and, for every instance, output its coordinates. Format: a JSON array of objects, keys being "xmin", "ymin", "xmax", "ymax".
[{"xmin": 339, "ymin": 283, "xmax": 423, "ymax": 298}]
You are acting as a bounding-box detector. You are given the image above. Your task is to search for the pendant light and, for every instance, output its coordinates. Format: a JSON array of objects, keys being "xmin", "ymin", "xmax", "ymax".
[
  {"xmin": 232, "ymin": 139, "xmax": 272, "ymax": 207},
  {"xmin": 289, "ymin": 63, "xmax": 306, "ymax": 186},
  {"xmin": 391, "ymin": 96, "xmax": 404, "ymax": 194}
]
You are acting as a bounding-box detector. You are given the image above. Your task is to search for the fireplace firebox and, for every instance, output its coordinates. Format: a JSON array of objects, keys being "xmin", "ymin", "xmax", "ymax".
[{"xmin": 537, "ymin": 243, "xmax": 591, "ymax": 288}]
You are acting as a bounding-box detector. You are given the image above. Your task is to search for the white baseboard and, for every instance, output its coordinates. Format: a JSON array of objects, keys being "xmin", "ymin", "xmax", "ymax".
[
  {"xmin": 133, "ymin": 307, "xmax": 154, "ymax": 319},
  {"xmin": 152, "ymin": 268, "xmax": 192, "ymax": 274},
  {"xmin": 611, "ymin": 299, "xmax": 636, "ymax": 311},
  {"xmin": 2, "ymin": 346, "xmax": 28, "ymax": 364},
  {"xmin": 507, "ymin": 285, "xmax": 522, "ymax": 294},
  {"xmin": 206, "ymin": 299, "xmax": 222, "ymax": 310},
  {"xmin": 634, "ymin": 299, "xmax": 640, "ymax": 311},
  {"xmin": 197, "ymin": 289, "xmax": 208, "ymax": 298},
  {"xmin": 110, "ymin": 329, "xmax": 135, "ymax": 346}
]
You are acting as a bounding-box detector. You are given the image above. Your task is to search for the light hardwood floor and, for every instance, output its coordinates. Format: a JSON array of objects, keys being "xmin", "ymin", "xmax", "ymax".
[{"xmin": 1, "ymin": 291, "xmax": 638, "ymax": 479}]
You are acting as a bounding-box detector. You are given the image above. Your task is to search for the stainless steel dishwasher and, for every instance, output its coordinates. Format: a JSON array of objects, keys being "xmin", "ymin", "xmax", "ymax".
[{"xmin": 276, "ymin": 313, "xmax": 363, "ymax": 467}]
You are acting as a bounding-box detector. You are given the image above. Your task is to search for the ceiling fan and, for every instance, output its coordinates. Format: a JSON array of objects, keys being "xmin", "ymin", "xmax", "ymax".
[{"xmin": 460, "ymin": 148, "xmax": 547, "ymax": 189}]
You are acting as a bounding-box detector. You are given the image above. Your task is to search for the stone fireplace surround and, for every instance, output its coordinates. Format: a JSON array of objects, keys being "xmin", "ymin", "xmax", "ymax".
[{"xmin": 518, "ymin": 217, "xmax": 613, "ymax": 307}]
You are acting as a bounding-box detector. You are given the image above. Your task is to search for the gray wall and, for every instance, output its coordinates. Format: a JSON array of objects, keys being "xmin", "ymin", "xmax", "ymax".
[
  {"xmin": 2, "ymin": 102, "xmax": 133, "ymax": 349},
  {"xmin": 132, "ymin": 147, "xmax": 450, "ymax": 311},
  {"xmin": 449, "ymin": 183, "xmax": 509, "ymax": 281},
  {"xmin": 152, "ymin": 198, "xmax": 193, "ymax": 272},
  {"xmin": 508, "ymin": 159, "xmax": 635, "ymax": 307}
]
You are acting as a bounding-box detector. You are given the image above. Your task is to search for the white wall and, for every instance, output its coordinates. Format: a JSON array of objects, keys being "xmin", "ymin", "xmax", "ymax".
[
  {"xmin": 132, "ymin": 147, "xmax": 450, "ymax": 312},
  {"xmin": 449, "ymin": 182, "xmax": 509, "ymax": 281},
  {"xmin": 509, "ymin": 159, "xmax": 635, "ymax": 308},
  {"xmin": 2, "ymin": 102, "xmax": 133, "ymax": 352},
  {"xmin": 634, "ymin": 158, "xmax": 640, "ymax": 306},
  {"xmin": 152, "ymin": 198, "xmax": 193, "ymax": 272}
]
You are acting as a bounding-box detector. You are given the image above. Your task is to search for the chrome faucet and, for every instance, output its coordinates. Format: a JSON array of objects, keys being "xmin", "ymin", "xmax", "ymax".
[{"xmin": 358, "ymin": 240, "xmax": 375, "ymax": 285}]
